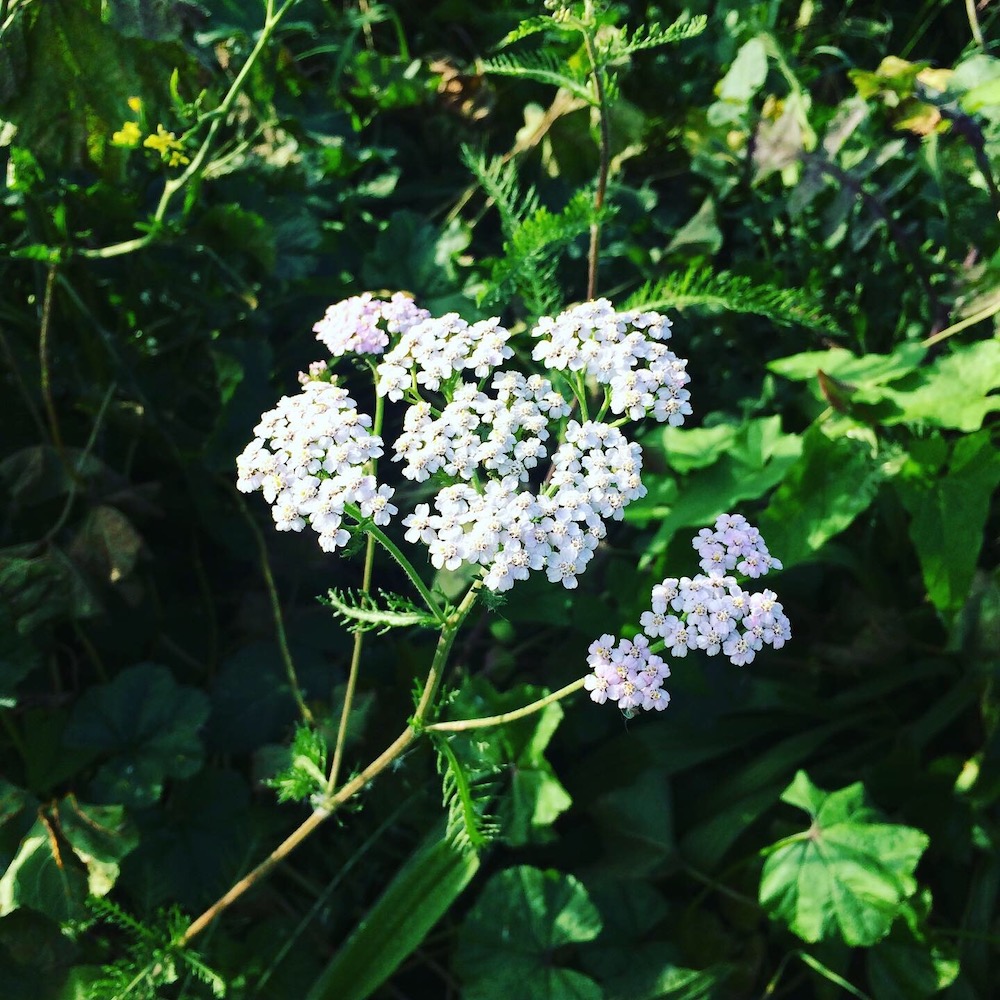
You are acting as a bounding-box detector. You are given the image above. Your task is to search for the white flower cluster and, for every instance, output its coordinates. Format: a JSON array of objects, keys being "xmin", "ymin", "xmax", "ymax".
[
  {"xmin": 692, "ymin": 512, "xmax": 783, "ymax": 578},
  {"xmin": 586, "ymin": 516, "xmax": 790, "ymax": 714},
  {"xmin": 377, "ymin": 314, "xmax": 515, "ymax": 401},
  {"xmin": 240, "ymin": 294, "xmax": 688, "ymax": 594},
  {"xmin": 393, "ymin": 372, "xmax": 570, "ymax": 483},
  {"xmin": 531, "ymin": 298, "xmax": 692, "ymax": 425},
  {"xmin": 640, "ymin": 573, "xmax": 790, "ymax": 666},
  {"xmin": 236, "ymin": 381, "xmax": 395, "ymax": 553},
  {"xmin": 585, "ymin": 634, "xmax": 671, "ymax": 713},
  {"xmin": 400, "ymin": 419, "xmax": 646, "ymax": 593},
  {"xmin": 313, "ymin": 292, "xmax": 430, "ymax": 357}
]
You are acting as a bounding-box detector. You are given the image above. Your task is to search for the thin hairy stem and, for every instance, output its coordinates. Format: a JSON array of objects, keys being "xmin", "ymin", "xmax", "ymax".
[
  {"xmin": 425, "ymin": 676, "xmax": 586, "ymax": 732},
  {"xmin": 327, "ymin": 532, "xmax": 376, "ymax": 793},
  {"xmin": 965, "ymin": 0, "xmax": 985, "ymax": 50},
  {"xmin": 413, "ymin": 580, "xmax": 483, "ymax": 721},
  {"xmin": 359, "ymin": 518, "xmax": 445, "ymax": 620},
  {"xmin": 327, "ymin": 370, "xmax": 386, "ymax": 792},
  {"xmin": 180, "ymin": 724, "xmax": 416, "ymax": 945},
  {"xmin": 181, "ymin": 579, "xmax": 483, "ymax": 945},
  {"xmin": 583, "ymin": 29, "xmax": 611, "ymax": 301},
  {"xmin": 38, "ymin": 264, "xmax": 64, "ymax": 456},
  {"xmin": 234, "ymin": 491, "xmax": 314, "ymax": 726},
  {"xmin": 922, "ymin": 298, "xmax": 1000, "ymax": 348}
]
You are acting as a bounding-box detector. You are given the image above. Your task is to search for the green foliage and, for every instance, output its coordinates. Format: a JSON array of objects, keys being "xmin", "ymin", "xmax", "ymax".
[
  {"xmin": 454, "ymin": 866, "xmax": 603, "ymax": 1000},
  {"xmin": 306, "ymin": 830, "xmax": 480, "ymax": 1000},
  {"xmin": 265, "ymin": 725, "xmax": 329, "ymax": 805},
  {"xmin": 62, "ymin": 663, "xmax": 210, "ymax": 809},
  {"xmin": 759, "ymin": 771, "xmax": 930, "ymax": 947},
  {"xmin": 323, "ymin": 586, "xmax": 442, "ymax": 634},
  {"xmin": 1, "ymin": 0, "xmax": 998, "ymax": 996},
  {"xmin": 627, "ymin": 266, "xmax": 842, "ymax": 334},
  {"xmin": 434, "ymin": 736, "xmax": 499, "ymax": 851},
  {"xmin": 85, "ymin": 898, "xmax": 226, "ymax": 1000}
]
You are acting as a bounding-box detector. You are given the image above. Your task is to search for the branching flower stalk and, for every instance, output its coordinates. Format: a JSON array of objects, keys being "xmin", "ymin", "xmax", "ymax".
[{"xmin": 178, "ymin": 5, "xmax": 761, "ymax": 954}]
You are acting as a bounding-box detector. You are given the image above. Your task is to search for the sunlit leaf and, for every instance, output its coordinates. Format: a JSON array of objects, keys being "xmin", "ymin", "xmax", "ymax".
[{"xmin": 760, "ymin": 771, "xmax": 929, "ymax": 946}]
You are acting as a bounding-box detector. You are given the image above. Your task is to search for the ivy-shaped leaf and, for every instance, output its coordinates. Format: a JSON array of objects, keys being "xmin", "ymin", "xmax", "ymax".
[
  {"xmin": 759, "ymin": 771, "xmax": 929, "ymax": 947},
  {"xmin": 454, "ymin": 866, "xmax": 603, "ymax": 1000},
  {"xmin": 63, "ymin": 663, "xmax": 210, "ymax": 809}
]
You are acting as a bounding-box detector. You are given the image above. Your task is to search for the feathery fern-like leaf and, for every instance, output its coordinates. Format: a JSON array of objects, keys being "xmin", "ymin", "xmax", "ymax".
[
  {"xmin": 626, "ymin": 266, "xmax": 843, "ymax": 334},
  {"xmin": 496, "ymin": 15, "xmax": 562, "ymax": 48},
  {"xmin": 460, "ymin": 146, "xmax": 540, "ymax": 237},
  {"xmin": 87, "ymin": 899, "xmax": 226, "ymax": 999},
  {"xmin": 600, "ymin": 14, "xmax": 708, "ymax": 59},
  {"xmin": 485, "ymin": 189, "xmax": 604, "ymax": 314},
  {"xmin": 481, "ymin": 50, "xmax": 594, "ymax": 104},
  {"xmin": 323, "ymin": 587, "xmax": 444, "ymax": 634},
  {"xmin": 435, "ymin": 736, "xmax": 499, "ymax": 852}
]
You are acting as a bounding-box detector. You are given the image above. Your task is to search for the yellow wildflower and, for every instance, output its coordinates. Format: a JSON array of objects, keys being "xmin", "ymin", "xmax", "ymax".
[
  {"xmin": 127, "ymin": 96, "xmax": 143, "ymax": 112},
  {"xmin": 111, "ymin": 120, "xmax": 142, "ymax": 148},
  {"xmin": 143, "ymin": 124, "xmax": 190, "ymax": 166}
]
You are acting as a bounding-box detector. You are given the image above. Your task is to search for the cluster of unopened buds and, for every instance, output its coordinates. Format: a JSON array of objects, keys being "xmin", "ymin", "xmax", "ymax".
[{"xmin": 237, "ymin": 293, "xmax": 788, "ymax": 717}]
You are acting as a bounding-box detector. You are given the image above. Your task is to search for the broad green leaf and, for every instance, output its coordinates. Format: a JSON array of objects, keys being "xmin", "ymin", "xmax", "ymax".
[
  {"xmin": 66, "ymin": 505, "xmax": 143, "ymax": 590},
  {"xmin": 876, "ymin": 340, "xmax": 1000, "ymax": 432},
  {"xmin": 867, "ymin": 925, "xmax": 959, "ymax": 1000},
  {"xmin": 583, "ymin": 881, "xmax": 730, "ymax": 1000},
  {"xmin": 768, "ymin": 342, "xmax": 927, "ymax": 388},
  {"xmin": 0, "ymin": 602, "xmax": 42, "ymax": 704},
  {"xmin": 63, "ymin": 663, "xmax": 209, "ymax": 808},
  {"xmin": 627, "ymin": 416, "xmax": 801, "ymax": 561},
  {"xmin": 894, "ymin": 431, "xmax": 1000, "ymax": 618},
  {"xmin": 446, "ymin": 678, "xmax": 573, "ymax": 846},
  {"xmin": 54, "ymin": 798, "xmax": 138, "ymax": 897},
  {"xmin": 0, "ymin": 909, "xmax": 76, "ymax": 997},
  {"xmin": 0, "ymin": 824, "xmax": 87, "ymax": 923},
  {"xmin": 759, "ymin": 771, "xmax": 929, "ymax": 946},
  {"xmin": 758, "ymin": 423, "xmax": 891, "ymax": 566},
  {"xmin": 118, "ymin": 770, "xmax": 251, "ymax": 910},
  {"xmin": 0, "ymin": 0, "xmax": 191, "ymax": 168},
  {"xmin": 306, "ymin": 830, "xmax": 479, "ymax": 1000},
  {"xmin": 589, "ymin": 768, "xmax": 674, "ymax": 875},
  {"xmin": 454, "ymin": 866, "xmax": 603, "ymax": 1000}
]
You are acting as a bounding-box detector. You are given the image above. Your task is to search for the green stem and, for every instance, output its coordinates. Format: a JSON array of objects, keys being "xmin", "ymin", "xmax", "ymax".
[
  {"xmin": 326, "ymin": 532, "xmax": 376, "ymax": 794},
  {"xmin": 181, "ymin": 579, "xmax": 482, "ymax": 945},
  {"xmin": 43, "ymin": 381, "xmax": 117, "ymax": 545},
  {"xmin": 80, "ymin": 0, "xmax": 298, "ymax": 260},
  {"xmin": 414, "ymin": 579, "xmax": 483, "ymax": 722},
  {"xmin": 38, "ymin": 264, "xmax": 65, "ymax": 457},
  {"xmin": 425, "ymin": 676, "xmax": 586, "ymax": 732},
  {"xmin": 356, "ymin": 515, "xmax": 445, "ymax": 621},
  {"xmin": 583, "ymin": 27, "xmax": 610, "ymax": 301},
  {"xmin": 965, "ymin": 0, "xmax": 985, "ymax": 50},
  {"xmin": 327, "ymin": 374, "xmax": 386, "ymax": 791},
  {"xmin": 922, "ymin": 298, "xmax": 1000, "ymax": 348},
  {"xmin": 234, "ymin": 491, "xmax": 314, "ymax": 727}
]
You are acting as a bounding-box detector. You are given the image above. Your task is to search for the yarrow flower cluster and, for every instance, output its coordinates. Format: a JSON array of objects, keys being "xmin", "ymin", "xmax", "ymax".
[
  {"xmin": 586, "ymin": 515, "xmax": 790, "ymax": 715},
  {"xmin": 531, "ymin": 299, "xmax": 692, "ymax": 425},
  {"xmin": 236, "ymin": 380, "xmax": 394, "ymax": 553},
  {"xmin": 240, "ymin": 293, "xmax": 689, "ymax": 593},
  {"xmin": 313, "ymin": 292, "xmax": 430, "ymax": 357},
  {"xmin": 377, "ymin": 314, "xmax": 515, "ymax": 400},
  {"xmin": 585, "ymin": 634, "xmax": 671, "ymax": 713}
]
